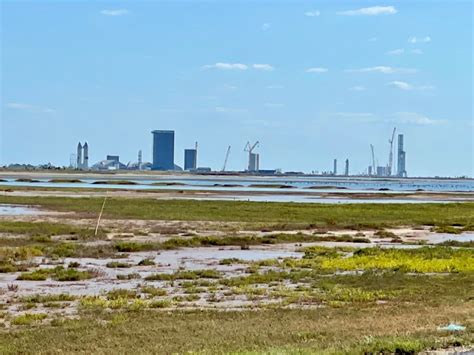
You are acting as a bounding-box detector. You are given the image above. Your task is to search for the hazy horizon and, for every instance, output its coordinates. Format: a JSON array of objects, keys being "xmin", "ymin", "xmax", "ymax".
[{"xmin": 1, "ymin": 1, "xmax": 473, "ymax": 177}]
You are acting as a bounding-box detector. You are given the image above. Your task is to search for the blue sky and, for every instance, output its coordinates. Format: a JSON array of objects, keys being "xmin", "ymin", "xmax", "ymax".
[{"xmin": 1, "ymin": 0, "xmax": 472, "ymax": 177}]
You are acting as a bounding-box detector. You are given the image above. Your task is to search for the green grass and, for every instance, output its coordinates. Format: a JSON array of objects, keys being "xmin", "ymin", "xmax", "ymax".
[
  {"xmin": 145, "ymin": 269, "xmax": 221, "ymax": 281},
  {"xmin": 137, "ymin": 258, "xmax": 155, "ymax": 266},
  {"xmin": 140, "ymin": 286, "xmax": 167, "ymax": 297},
  {"xmin": 0, "ymin": 195, "xmax": 473, "ymax": 229},
  {"xmin": 17, "ymin": 266, "xmax": 96, "ymax": 281},
  {"xmin": 0, "ymin": 306, "xmax": 472, "ymax": 353},
  {"xmin": 0, "ymin": 221, "xmax": 102, "ymax": 240},
  {"xmin": 10, "ymin": 313, "xmax": 47, "ymax": 326},
  {"xmin": 20, "ymin": 294, "xmax": 76, "ymax": 303},
  {"xmin": 317, "ymin": 246, "xmax": 474, "ymax": 273},
  {"xmin": 106, "ymin": 262, "xmax": 131, "ymax": 268},
  {"xmin": 106, "ymin": 289, "xmax": 137, "ymax": 300},
  {"xmin": 48, "ymin": 179, "xmax": 83, "ymax": 183},
  {"xmin": 438, "ymin": 240, "xmax": 474, "ymax": 248},
  {"xmin": 92, "ymin": 180, "xmax": 137, "ymax": 185}
]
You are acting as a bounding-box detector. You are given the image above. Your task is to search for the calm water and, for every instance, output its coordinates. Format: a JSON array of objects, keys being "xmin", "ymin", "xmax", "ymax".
[
  {"xmin": 1, "ymin": 176, "xmax": 473, "ymax": 192},
  {"xmin": 0, "ymin": 204, "xmax": 41, "ymax": 215},
  {"xmin": 424, "ymin": 233, "xmax": 474, "ymax": 244}
]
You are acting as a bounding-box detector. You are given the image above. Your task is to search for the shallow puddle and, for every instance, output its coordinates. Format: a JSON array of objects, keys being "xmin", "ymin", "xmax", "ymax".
[
  {"xmin": 0, "ymin": 204, "xmax": 42, "ymax": 216},
  {"xmin": 422, "ymin": 233, "xmax": 474, "ymax": 244}
]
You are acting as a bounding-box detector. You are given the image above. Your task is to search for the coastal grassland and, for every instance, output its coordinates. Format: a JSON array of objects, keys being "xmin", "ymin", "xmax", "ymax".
[
  {"xmin": 0, "ymin": 303, "xmax": 472, "ymax": 354},
  {"xmin": 304, "ymin": 246, "xmax": 474, "ymax": 273},
  {"xmin": 1, "ymin": 246, "xmax": 473, "ymax": 353},
  {"xmin": 0, "ymin": 221, "xmax": 102, "ymax": 241},
  {"xmin": 0, "ymin": 195, "xmax": 473, "ymax": 229}
]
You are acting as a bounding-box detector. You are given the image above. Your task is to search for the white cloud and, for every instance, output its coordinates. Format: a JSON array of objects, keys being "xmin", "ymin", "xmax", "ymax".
[
  {"xmin": 203, "ymin": 63, "xmax": 274, "ymax": 71},
  {"xmin": 346, "ymin": 66, "xmax": 417, "ymax": 74},
  {"xmin": 388, "ymin": 81, "xmax": 413, "ymax": 90},
  {"xmin": 386, "ymin": 48, "xmax": 404, "ymax": 55},
  {"xmin": 349, "ymin": 85, "xmax": 366, "ymax": 91},
  {"xmin": 203, "ymin": 63, "xmax": 248, "ymax": 70},
  {"xmin": 100, "ymin": 9, "xmax": 129, "ymax": 16},
  {"xmin": 6, "ymin": 102, "xmax": 56, "ymax": 114},
  {"xmin": 411, "ymin": 48, "xmax": 423, "ymax": 54},
  {"xmin": 338, "ymin": 6, "xmax": 397, "ymax": 16},
  {"xmin": 306, "ymin": 67, "xmax": 328, "ymax": 73},
  {"xmin": 253, "ymin": 63, "xmax": 274, "ymax": 71},
  {"xmin": 261, "ymin": 23, "xmax": 271, "ymax": 31},
  {"xmin": 305, "ymin": 10, "xmax": 320, "ymax": 17},
  {"xmin": 393, "ymin": 112, "xmax": 445, "ymax": 125},
  {"xmin": 408, "ymin": 36, "xmax": 431, "ymax": 44},
  {"xmin": 331, "ymin": 111, "xmax": 445, "ymax": 125},
  {"xmin": 388, "ymin": 81, "xmax": 435, "ymax": 91}
]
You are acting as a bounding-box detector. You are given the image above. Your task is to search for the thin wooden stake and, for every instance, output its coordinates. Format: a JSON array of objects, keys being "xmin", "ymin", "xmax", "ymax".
[{"xmin": 95, "ymin": 193, "xmax": 107, "ymax": 237}]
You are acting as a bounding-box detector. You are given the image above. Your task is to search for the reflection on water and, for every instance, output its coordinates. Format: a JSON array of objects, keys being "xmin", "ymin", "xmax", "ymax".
[
  {"xmin": 424, "ymin": 233, "xmax": 474, "ymax": 244},
  {"xmin": 0, "ymin": 204, "xmax": 41, "ymax": 215},
  {"xmin": 1, "ymin": 176, "xmax": 473, "ymax": 192},
  {"xmin": 171, "ymin": 195, "xmax": 456, "ymax": 204},
  {"xmin": 1, "ymin": 176, "xmax": 473, "ymax": 204}
]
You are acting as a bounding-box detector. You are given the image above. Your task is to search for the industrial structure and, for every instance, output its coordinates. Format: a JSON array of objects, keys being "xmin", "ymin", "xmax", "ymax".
[
  {"xmin": 138, "ymin": 150, "xmax": 142, "ymax": 170},
  {"xmin": 368, "ymin": 129, "xmax": 407, "ymax": 177},
  {"xmin": 76, "ymin": 142, "xmax": 89, "ymax": 170},
  {"xmin": 387, "ymin": 127, "xmax": 396, "ymax": 176},
  {"xmin": 397, "ymin": 134, "xmax": 407, "ymax": 177},
  {"xmin": 64, "ymin": 127, "xmax": 408, "ymax": 176},
  {"xmin": 369, "ymin": 144, "xmax": 376, "ymax": 176},
  {"xmin": 152, "ymin": 130, "xmax": 175, "ymax": 170},
  {"xmin": 244, "ymin": 141, "xmax": 259, "ymax": 172},
  {"xmin": 92, "ymin": 155, "xmax": 126, "ymax": 170},
  {"xmin": 184, "ymin": 142, "xmax": 198, "ymax": 171},
  {"xmin": 222, "ymin": 146, "xmax": 231, "ymax": 172}
]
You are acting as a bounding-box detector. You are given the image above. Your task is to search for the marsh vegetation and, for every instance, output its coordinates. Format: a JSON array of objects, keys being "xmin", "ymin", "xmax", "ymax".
[{"xmin": 0, "ymin": 195, "xmax": 472, "ymax": 353}]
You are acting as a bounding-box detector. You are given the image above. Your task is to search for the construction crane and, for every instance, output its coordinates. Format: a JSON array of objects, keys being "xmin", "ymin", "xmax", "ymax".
[
  {"xmin": 388, "ymin": 127, "xmax": 396, "ymax": 176},
  {"xmin": 222, "ymin": 146, "xmax": 231, "ymax": 172},
  {"xmin": 244, "ymin": 141, "xmax": 259, "ymax": 171},
  {"xmin": 370, "ymin": 144, "xmax": 376, "ymax": 175},
  {"xmin": 194, "ymin": 141, "xmax": 198, "ymax": 168}
]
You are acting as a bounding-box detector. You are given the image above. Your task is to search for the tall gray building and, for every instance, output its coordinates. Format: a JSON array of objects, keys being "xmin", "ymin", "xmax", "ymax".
[
  {"xmin": 83, "ymin": 142, "xmax": 89, "ymax": 170},
  {"xmin": 184, "ymin": 149, "xmax": 197, "ymax": 170},
  {"xmin": 76, "ymin": 142, "xmax": 89, "ymax": 170},
  {"xmin": 333, "ymin": 159, "xmax": 337, "ymax": 175},
  {"xmin": 76, "ymin": 142, "xmax": 83, "ymax": 169},
  {"xmin": 249, "ymin": 153, "xmax": 259, "ymax": 172},
  {"xmin": 152, "ymin": 130, "xmax": 175, "ymax": 170},
  {"xmin": 397, "ymin": 134, "xmax": 407, "ymax": 177}
]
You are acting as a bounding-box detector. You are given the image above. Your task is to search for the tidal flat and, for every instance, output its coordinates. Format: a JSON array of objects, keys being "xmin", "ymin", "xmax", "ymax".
[{"xmin": 0, "ymin": 191, "xmax": 473, "ymax": 354}]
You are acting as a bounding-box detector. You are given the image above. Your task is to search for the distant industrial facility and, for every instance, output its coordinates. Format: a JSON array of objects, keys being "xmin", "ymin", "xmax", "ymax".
[
  {"xmin": 67, "ymin": 127, "xmax": 408, "ymax": 177},
  {"xmin": 152, "ymin": 130, "xmax": 175, "ymax": 171},
  {"xmin": 184, "ymin": 142, "xmax": 198, "ymax": 171},
  {"xmin": 397, "ymin": 134, "xmax": 407, "ymax": 177},
  {"xmin": 76, "ymin": 142, "xmax": 88, "ymax": 170},
  {"xmin": 368, "ymin": 128, "xmax": 407, "ymax": 177},
  {"xmin": 244, "ymin": 141, "xmax": 260, "ymax": 172},
  {"xmin": 92, "ymin": 155, "xmax": 127, "ymax": 171}
]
